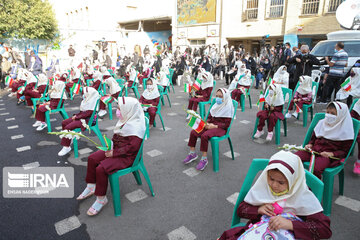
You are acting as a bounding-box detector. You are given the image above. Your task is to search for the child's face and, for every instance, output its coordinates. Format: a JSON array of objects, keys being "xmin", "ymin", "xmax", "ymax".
[
  {"xmin": 267, "ymin": 169, "xmax": 289, "ymax": 194},
  {"xmin": 326, "ymin": 107, "xmax": 337, "ymax": 116},
  {"xmin": 215, "ymin": 90, "xmax": 223, "ymax": 99}
]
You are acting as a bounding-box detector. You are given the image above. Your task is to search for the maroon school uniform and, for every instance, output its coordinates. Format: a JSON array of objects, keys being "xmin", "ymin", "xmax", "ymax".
[
  {"xmin": 86, "ymin": 135, "xmax": 142, "ymax": 196},
  {"xmin": 188, "ymin": 114, "xmax": 231, "ymax": 152},
  {"xmin": 25, "ymin": 85, "xmax": 46, "ymax": 106},
  {"xmin": 219, "ymin": 201, "xmax": 332, "ymax": 240},
  {"xmin": 257, "ymin": 105, "xmax": 284, "ymax": 132},
  {"xmin": 91, "ymin": 79, "xmax": 101, "ymax": 91},
  {"xmin": 288, "ymin": 92, "xmax": 312, "ymax": 111},
  {"xmin": 231, "ymin": 84, "xmax": 250, "ymax": 103},
  {"xmin": 187, "ymin": 87, "xmax": 213, "ymax": 111},
  {"xmin": 295, "ymin": 132, "xmax": 352, "ymax": 178},
  {"xmin": 11, "ymin": 79, "xmax": 26, "ymax": 93},
  {"xmin": 65, "ymin": 78, "xmax": 79, "ymax": 93},
  {"xmin": 35, "ymin": 98, "xmax": 63, "ymax": 122},
  {"xmin": 99, "ymin": 91, "xmax": 120, "ymax": 110},
  {"xmin": 351, "ymin": 110, "xmax": 360, "ymax": 159},
  {"xmin": 139, "ymin": 96, "xmax": 160, "ymax": 125}
]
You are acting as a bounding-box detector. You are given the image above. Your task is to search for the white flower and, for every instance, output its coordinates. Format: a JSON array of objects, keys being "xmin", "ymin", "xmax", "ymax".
[
  {"xmin": 81, "ymin": 119, "xmax": 89, "ymax": 130},
  {"xmin": 59, "ymin": 130, "xmax": 69, "ymax": 139}
]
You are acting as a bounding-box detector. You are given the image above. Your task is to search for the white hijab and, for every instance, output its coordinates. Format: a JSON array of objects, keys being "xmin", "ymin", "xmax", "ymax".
[
  {"xmin": 17, "ymin": 68, "xmax": 26, "ymax": 80},
  {"xmin": 114, "ymin": 97, "xmax": 146, "ymax": 139},
  {"xmin": 50, "ymin": 81, "xmax": 67, "ymax": 99},
  {"xmin": 37, "ymin": 74, "xmax": 48, "ymax": 86},
  {"xmin": 244, "ymin": 151, "xmax": 323, "ymax": 216},
  {"xmin": 209, "ymin": 88, "xmax": 234, "ymax": 118},
  {"xmin": 265, "ymin": 84, "xmax": 284, "ymax": 107},
  {"xmin": 273, "ymin": 65, "xmax": 289, "ymax": 88},
  {"xmin": 129, "ymin": 68, "xmax": 138, "ymax": 83},
  {"xmin": 142, "ymin": 79, "xmax": 160, "ymax": 100},
  {"xmin": 26, "ymin": 71, "xmax": 37, "ymax": 84},
  {"xmin": 297, "ymin": 76, "xmax": 312, "ymax": 95},
  {"xmin": 314, "ymin": 101, "xmax": 354, "ymax": 141},
  {"xmin": 72, "ymin": 68, "xmax": 81, "ymax": 80},
  {"xmin": 93, "ymin": 71, "xmax": 102, "ymax": 81},
  {"xmin": 157, "ymin": 71, "xmax": 169, "ymax": 86},
  {"xmin": 349, "ymin": 68, "xmax": 360, "ymax": 97},
  {"xmin": 238, "ymin": 69, "xmax": 252, "ymax": 86},
  {"xmin": 80, "ymin": 87, "xmax": 100, "ymax": 111},
  {"xmin": 353, "ymin": 99, "xmax": 360, "ymax": 115},
  {"xmin": 105, "ymin": 77, "xmax": 121, "ymax": 95},
  {"xmin": 199, "ymin": 69, "xmax": 214, "ymax": 90}
]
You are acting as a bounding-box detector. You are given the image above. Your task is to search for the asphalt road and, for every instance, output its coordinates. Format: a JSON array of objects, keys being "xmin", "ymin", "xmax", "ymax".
[{"xmin": 0, "ymin": 79, "xmax": 359, "ymax": 240}]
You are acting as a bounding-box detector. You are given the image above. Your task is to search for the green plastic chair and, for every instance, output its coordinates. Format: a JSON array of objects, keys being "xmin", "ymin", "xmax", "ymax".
[
  {"xmin": 144, "ymin": 95, "xmax": 165, "ymax": 131},
  {"xmin": 301, "ymin": 113, "xmax": 360, "ymax": 216},
  {"xmin": 231, "ymin": 158, "xmax": 324, "ymax": 228},
  {"xmin": 198, "ymin": 81, "xmax": 217, "ymax": 119},
  {"xmin": 239, "ymin": 76, "xmax": 255, "ymax": 112},
  {"xmin": 204, "ymin": 99, "xmax": 238, "ymax": 172},
  {"xmin": 166, "ymin": 68, "xmax": 175, "ymax": 93},
  {"xmin": 158, "ymin": 84, "xmax": 172, "ymax": 107},
  {"xmin": 73, "ymin": 100, "xmax": 106, "ymax": 158},
  {"xmin": 31, "ymin": 80, "xmax": 50, "ymax": 113},
  {"xmin": 108, "ymin": 118, "xmax": 154, "ymax": 217},
  {"xmin": 349, "ymin": 98, "xmax": 359, "ymax": 111},
  {"xmin": 252, "ymin": 87, "xmax": 293, "ymax": 145},
  {"xmin": 293, "ymin": 81, "xmax": 319, "ymax": 127},
  {"xmin": 45, "ymin": 87, "xmax": 69, "ymax": 132},
  {"xmin": 124, "ymin": 73, "xmax": 140, "ymax": 98}
]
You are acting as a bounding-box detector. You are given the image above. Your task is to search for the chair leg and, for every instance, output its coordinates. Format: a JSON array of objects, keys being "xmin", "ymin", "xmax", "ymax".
[
  {"xmin": 166, "ymin": 94, "xmax": 172, "ymax": 107},
  {"xmin": 322, "ymin": 173, "xmax": 335, "ymax": 216},
  {"xmin": 73, "ymin": 138, "xmax": 79, "ymax": 159},
  {"xmin": 132, "ymin": 171, "xmax": 143, "ymax": 185},
  {"xmin": 210, "ymin": 139, "xmax": 220, "ymax": 172},
  {"xmin": 303, "ymin": 108, "xmax": 308, "ymax": 127},
  {"xmin": 248, "ymin": 95, "xmax": 252, "ymax": 109},
  {"xmin": 109, "ymin": 176, "xmax": 122, "ymax": 216},
  {"xmin": 283, "ymin": 119, "xmax": 287, "ymax": 137},
  {"xmin": 199, "ymin": 104, "xmax": 205, "ymax": 120},
  {"xmin": 161, "ymin": 96, "xmax": 165, "ymax": 106},
  {"xmin": 140, "ymin": 163, "xmax": 155, "ymax": 196},
  {"xmin": 228, "ymin": 137, "xmax": 234, "ymax": 160},
  {"xmin": 45, "ymin": 112, "xmax": 52, "ymax": 132},
  {"xmin": 60, "ymin": 109, "xmax": 69, "ymax": 119},
  {"xmin": 158, "ymin": 113, "xmax": 165, "ymax": 131},
  {"xmin": 92, "ymin": 127, "xmax": 106, "ymax": 146},
  {"xmin": 310, "ymin": 106, "xmax": 313, "ymax": 120},
  {"xmin": 108, "ymin": 103, "xmax": 113, "ymax": 120},
  {"xmin": 339, "ymin": 169, "xmax": 344, "ymax": 196},
  {"xmin": 240, "ymin": 95, "xmax": 245, "ymax": 112},
  {"xmin": 275, "ymin": 120, "xmax": 280, "ymax": 145}
]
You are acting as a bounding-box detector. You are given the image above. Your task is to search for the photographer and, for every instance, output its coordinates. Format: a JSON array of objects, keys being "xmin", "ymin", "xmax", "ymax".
[{"xmin": 287, "ymin": 45, "xmax": 320, "ymax": 90}]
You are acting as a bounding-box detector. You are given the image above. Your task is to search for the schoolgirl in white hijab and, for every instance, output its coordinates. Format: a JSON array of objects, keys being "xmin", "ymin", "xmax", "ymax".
[
  {"xmin": 98, "ymin": 76, "xmax": 121, "ymax": 117},
  {"xmin": 140, "ymin": 78, "xmax": 160, "ymax": 127},
  {"xmin": 209, "ymin": 88, "xmax": 234, "ymax": 118},
  {"xmin": 273, "ymin": 65, "xmax": 289, "ymax": 89},
  {"xmin": 296, "ymin": 75, "xmax": 312, "ymax": 95},
  {"xmin": 336, "ymin": 67, "xmax": 360, "ymax": 100},
  {"xmin": 157, "ymin": 70, "xmax": 170, "ymax": 89},
  {"xmin": 142, "ymin": 78, "xmax": 160, "ymax": 100},
  {"xmin": 199, "ymin": 68, "xmax": 214, "ymax": 90},
  {"xmin": 286, "ymin": 76, "xmax": 313, "ymax": 118}
]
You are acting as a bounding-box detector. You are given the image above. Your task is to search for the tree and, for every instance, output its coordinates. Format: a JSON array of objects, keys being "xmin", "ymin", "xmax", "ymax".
[{"xmin": 0, "ymin": 0, "xmax": 58, "ymax": 40}]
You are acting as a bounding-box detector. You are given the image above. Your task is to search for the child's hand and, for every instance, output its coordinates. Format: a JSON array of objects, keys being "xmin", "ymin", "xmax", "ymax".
[
  {"xmin": 258, "ymin": 203, "xmax": 275, "ymax": 216},
  {"xmin": 294, "ymin": 99, "xmax": 298, "ymax": 103},
  {"xmin": 270, "ymin": 106, "xmax": 274, "ymax": 111},
  {"xmin": 268, "ymin": 216, "xmax": 293, "ymax": 231},
  {"xmin": 320, "ymin": 152, "xmax": 334, "ymax": 158},
  {"xmin": 305, "ymin": 144, "xmax": 313, "ymax": 150},
  {"xmin": 105, "ymin": 150, "xmax": 113, "ymax": 158},
  {"xmin": 72, "ymin": 115, "xmax": 76, "ymax": 120}
]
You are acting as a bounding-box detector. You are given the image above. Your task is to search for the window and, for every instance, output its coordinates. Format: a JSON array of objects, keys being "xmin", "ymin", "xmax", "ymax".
[
  {"xmin": 301, "ymin": 0, "xmax": 320, "ymax": 15},
  {"xmin": 269, "ymin": 0, "xmax": 284, "ymax": 18},
  {"xmin": 189, "ymin": 39, "xmax": 206, "ymax": 46},
  {"xmin": 246, "ymin": 0, "xmax": 259, "ymax": 20},
  {"xmin": 327, "ymin": 0, "xmax": 345, "ymax": 12}
]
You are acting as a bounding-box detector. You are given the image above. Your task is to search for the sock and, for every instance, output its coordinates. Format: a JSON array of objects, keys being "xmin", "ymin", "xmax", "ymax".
[
  {"xmin": 189, "ymin": 150, "xmax": 195, "ymax": 154},
  {"xmin": 96, "ymin": 196, "xmax": 107, "ymax": 202},
  {"xmin": 357, "ymin": 159, "xmax": 360, "ymax": 164},
  {"xmin": 87, "ymin": 183, "xmax": 95, "ymax": 189},
  {"xmin": 201, "ymin": 156, "xmax": 207, "ymax": 160}
]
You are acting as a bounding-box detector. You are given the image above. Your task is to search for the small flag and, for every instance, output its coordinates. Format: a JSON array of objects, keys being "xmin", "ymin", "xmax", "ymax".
[
  {"xmin": 94, "ymin": 65, "xmax": 99, "ymax": 70},
  {"xmin": 309, "ymin": 151, "xmax": 316, "ymax": 173},
  {"xmin": 71, "ymin": 83, "xmax": 81, "ymax": 94},
  {"xmin": 5, "ymin": 76, "xmax": 13, "ymax": 86},
  {"xmin": 77, "ymin": 62, "xmax": 83, "ymax": 69},
  {"xmin": 193, "ymin": 78, "xmax": 202, "ymax": 91},
  {"xmin": 188, "ymin": 116, "xmax": 206, "ymax": 133},
  {"xmin": 17, "ymin": 86, "xmax": 25, "ymax": 94},
  {"xmin": 267, "ymin": 77, "xmax": 274, "ymax": 86},
  {"xmin": 341, "ymin": 78, "xmax": 351, "ymax": 92},
  {"xmin": 100, "ymin": 95, "xmax": 113, "ymax": 105},
  {"xmin": 184, "ymin": 83, "xmax": 192, "ymax": 93},
  {"xmin": 96, "ymin": 135, "xmax": 112, "ymax": 151},
  {"xmin": 141, "ymin": 104, "xmax": 152, "ymax": 108},
  {"xmin": 256, "ymin": 91, "xmax": 265, "ymax": 108},
  {"xmin": 295, "ymin": 103, "xmax": 303, "ymax": 113}
]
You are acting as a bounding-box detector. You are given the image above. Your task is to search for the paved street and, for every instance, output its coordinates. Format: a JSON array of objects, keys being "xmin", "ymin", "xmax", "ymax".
[{"xmin": 0, "ymin": 80, "xmax": 359, "ymax": 240}]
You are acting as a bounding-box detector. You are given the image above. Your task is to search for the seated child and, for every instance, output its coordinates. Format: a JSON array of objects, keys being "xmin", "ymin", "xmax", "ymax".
[
  {"xmin": 295, "ymin": 102, "xmax": 354, "ymax": 179},
  {"xmin": 229, "ymin": 64, "xmax": 252, "ymax": 105},
  {"xmin": 286, "ymin": 76, "xmax": 312, "ymax": 119},
  {"xmin": 219, "ymin": 151, "xmax": 332, "ymax": 240},
  {"xmin": 139, "ymin": 78, "xmax": 160, "ymax": 128},
  {"xmin": 184, "ymin": 88, "xmax": 234, "ymax": 171},
  {"xmin": 254, "ymin": 84, "xmax": 284, "ymax": 141},
  {"xmin": 273, "ymin": 65, "xmax": 289, "ymax": 89},
  {"xmin": 98, "ymin": 74, "xmax": 121, "ymax": 118},
  {"xmin": 24, "ymin": 73, "xmax": 48, "ymax": 106}
]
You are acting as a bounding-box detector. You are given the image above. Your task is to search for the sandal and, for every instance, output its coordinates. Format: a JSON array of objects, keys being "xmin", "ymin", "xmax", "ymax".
[
  {"xmin": 76, "ymin": 186, "xmax": 95, "ymax": 200},
  {"xmin": 87, "ymin": 197, "xmax": 108, "ymax": 216}
]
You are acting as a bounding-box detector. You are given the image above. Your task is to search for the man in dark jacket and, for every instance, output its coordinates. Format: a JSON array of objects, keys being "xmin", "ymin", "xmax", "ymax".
[{"xmin": 287, "ymin": 45, "xmax": 320, "ymax": 90}]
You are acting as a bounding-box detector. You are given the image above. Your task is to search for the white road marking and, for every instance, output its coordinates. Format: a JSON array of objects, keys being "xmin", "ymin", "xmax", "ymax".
[
  {"xmin": 125, "ymin": 189, "xmax": 148, "ymax": 203},
  {"xmin": 223, "ymin": 151, "xmax": 240, "ymax": 159},
  {"xmin": 167, "ymin": 112, "xmax": 178, "ymax": 116},
  {"xmin": 11, "ymin": 134, "xmax": 24, "ymax": 140},
  {"xmin": 167, "ymin": 226, "xmax": 196, "ymax": 240},
  {"xmin": 8, "ymin": 125, "xmax": 19, "ymax": 129},
  {"xmin": 172, "ymin": 102, "xmax": 180, "ymax": 106},
  {"xmin": 55, "ymin": 126, "xmax": 62, "ymax": 130},
  {"xmin": 16, "ymin": 146, "xmax": 31, "ymax": 152},
  {"xmin": 226, "ymin": 192, "xmax": 239, "ymax": 205},
  {"xmin": 0, "ymin": 112, "xmax": 10, "ymax": 116},
  {"xmin": 78, "ymin": 148, "xmax": 93, "ymax": 155},
  {"xmin": 146, "ymin": 149, "xmax": 163, "ymax": 157},
  {"xmin": 5, "ymin": 118, "xmax": 15, "ymax": 121},
  {"xmin": 239, "ymin": 120, "xmax": 250, "ymax": 124},
  {"xmin": 183, "ymin": 167, "xmax": 200, "ymax": 177},
  {"xmin": 23, "ymin": 161, "xmax": 40, "ymax": 170},
  {"xmin": 184, "ymin": 138, "xmax": 189, "ymax": 142},
  {"xmin": 0, "ymin": 108, "xmax": 6, "ymax": 111},
  {"xmin": 335, "ymin": 196, "xmax": 360, "ymax": 212},
  {"xmin": 54, "ymin": 216, "xmax": 82, "ymax": 236},
  {"xmin": 176, "ymin": 96, "xmax": 183, "ymax": 99},
  {"xmin": 37, "ymin": 141, "xmax": 58, "ymax": 146}
]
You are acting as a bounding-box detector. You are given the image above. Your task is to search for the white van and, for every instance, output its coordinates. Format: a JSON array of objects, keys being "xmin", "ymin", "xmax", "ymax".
[{"xmin": 311, "ymin": 30, "xmax": 360, "ymax": 74}]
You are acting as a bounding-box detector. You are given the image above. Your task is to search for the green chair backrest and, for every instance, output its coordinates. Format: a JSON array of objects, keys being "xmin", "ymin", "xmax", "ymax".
[
  {"xmin": 41, "ymin": 80, "xmax": 50, "ymax": 98},
  {"xmin": 88, "ymin": 99, "xmax": 100, "ymax": 127},
  {"xmin": 130, "ymin": 117, "xmax": 148, "ymax": 168},
  {"xmin": 350, "ymin": 98, "xmax": 359, "ymax": 112},
  {"xmin": 302, "ymin": 113, "xmax": 360, "ymax": 165},
  {"xmin": 205, "ymin": 98, "xmax": 238, "ymax": 136},
  {"xmin": 294, "ymin": 80, "xmax": 319, "ymax": 105},
  {"xmin": 231, "ymin": 158, "xmax": 324, "ymax": 227},
  {"xmin": 262, "ymin": 87, "xmax": 292, "ymax": 115},
  {"xmin": 56, "ymin": 86, "xmax": 66, "ymax": 109}
]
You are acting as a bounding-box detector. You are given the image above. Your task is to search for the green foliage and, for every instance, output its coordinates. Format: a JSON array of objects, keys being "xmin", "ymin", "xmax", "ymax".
[{"xmin": 0, "ymin": 0, "xmax": 58, "ymax": 40}]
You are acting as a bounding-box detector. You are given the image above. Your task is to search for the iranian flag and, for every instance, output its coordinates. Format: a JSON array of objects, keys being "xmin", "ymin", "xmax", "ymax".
[
  {"xmin": 141, "ymin": 104, "xmax": 152, "ymax": 108},
  {"xmin": 5, "ymin": 76, "xmax": 13, "ymax": 86},
  {"xmin": 94, "ymin": 65, "xmax": 99, "ymax": 70},
  {"xmin": 188, "ymin": 116, "xmax": 206, "ymax": 133},
  {"xmin": 267, "ymin": 77, "xmax": 274, "ymax": 86},
  {"xmin": 295, "ymin": 103, "xmax": 303, "ymax": 113},
  {"xmin": 341, "ymin": 78, "xmax": 351, "ymax": 92},
  {"xmin": 17, "ymin": 86, "xmax": 25, "ymax": 94},
  {"xmin": 308, "ymin": 151, "xmax": 316, "ymax": 174},
  {"xmin": 77, "ymin": 62, "xmax": 83, "ymax": 69},
  {"xmin": 193, "ymin": 78, "xmax": 202, "ymax": 91},
  {"xmin": 101, "ymin": 95, "xmax": 113, "ymax": 104},
  {"xmin": 71, "ymin": 83, "xmax": 81, "ymax": 94},
  {"xmin": 256, "ymin": 91, "xmax": 265, "ymax": 108},
  {"xmin": 184, "ymin": 83, "xmax": 192, "ymax": 93}
]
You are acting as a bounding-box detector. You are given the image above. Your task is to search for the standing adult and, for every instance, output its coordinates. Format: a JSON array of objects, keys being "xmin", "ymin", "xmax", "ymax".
[
  {"xmin": 68, "ymin": 45, "xmax": 76, "ymax": 67},
  {"xmin": 319, "ymin": 42, "xmax": 348, "ymax": 103}
]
